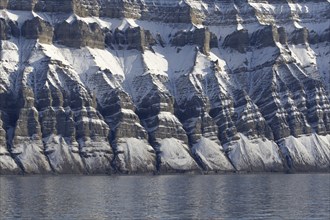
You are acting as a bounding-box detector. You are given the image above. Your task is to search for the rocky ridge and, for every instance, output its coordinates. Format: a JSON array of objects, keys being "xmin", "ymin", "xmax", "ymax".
[{"xmin": 0, "ymin": 0, "xmax": 329, "ymax": 174}]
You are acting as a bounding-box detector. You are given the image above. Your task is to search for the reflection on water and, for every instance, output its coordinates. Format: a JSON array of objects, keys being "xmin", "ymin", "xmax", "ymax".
[{"xmin": 1, "ymin": 174, "xmax": 329, "ymax": 219}]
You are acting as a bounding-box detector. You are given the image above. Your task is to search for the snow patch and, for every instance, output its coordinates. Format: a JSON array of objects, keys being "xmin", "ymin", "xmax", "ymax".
[
  {"xmin": 192, "ymin": 137, "xmax": 234, "ymax": 171},
  {"xmin": 116, "ymin": 138, "xmax": 156, "ymax": 172},
  {"xmin": 278, "ymin": 134, "xmax": 330, "ymax": 170},
  {"xmin": 224, "ymin": 133, "xmax": 283, "ymax": 171},
  {"xmin": 158, "ymin": 138, "xmax": 199, "ymax": 172}
]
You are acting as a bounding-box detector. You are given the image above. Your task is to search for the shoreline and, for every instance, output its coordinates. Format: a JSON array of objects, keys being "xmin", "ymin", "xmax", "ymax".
[{"xmin": 1, "ymin": 170, "xmax": 329, "ymax": 176}]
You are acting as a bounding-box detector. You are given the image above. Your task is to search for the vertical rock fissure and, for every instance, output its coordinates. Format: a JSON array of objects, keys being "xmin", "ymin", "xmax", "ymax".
[
  {"xmin": 42, "ymin": 140, "xmax": 55, "ymax": 173},
  {"xmin": 5, "ymin": 126, "xmax": 25, "ymax": 173}
]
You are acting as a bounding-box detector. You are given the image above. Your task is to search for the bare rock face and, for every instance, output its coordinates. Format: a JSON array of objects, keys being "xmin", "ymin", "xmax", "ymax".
[
  {"xmin": 0, "ymin": 18, "xmax": 19, "ymax": 40},
  {"xmin": 289, "ymin": 28, "xmax": 309, "ymax": 45},
  {"xmin": 11, "ymin": 86, "xmax": 52, "ymax": 174},
  {"xmin": 73, "ymin": 0, "xmax": 100, "ymax": 17},
  {"xmin": 277, "ymin": 27, "xmax": 287, "ymax": 44},
  {"xmin": 133, "ymin": 73, "xmax": 200, "ymax": 173},
  {"xmin": 82, "ymin": 69, "xmax": 156, "ymax": 173},
  {"xmin": 34, "ymin": 0, "xmax": 73, "ymax": 13},
  {"xmin": 3, "ymin": 0, "xmax": 197, "ymax": 23},
  {"xmin": 5, "ymin": 0, "xmax": 73, "ymax": 12},
  {"xmin": 140, "ymin": 0, "xmax": 194, "ymax": 23},
  {"xmin": 48, "ymin": 65, "xmax": 114, "ymax": 174},
  {"xmin": 232, "ymin": 89, "xmax": 274, "ymax": 140},
  {"xmin": 0, "ymin": 0, "xmax": 8, "ymax": 9},
  {"xmin": 250, "ymin": 25, "xmax": 278, "ymax": 49},
  {"xmin": 223, "ymin": 29, "xmax": 249, "ymax": 53},
  {"xmin": 0, "ymin": 111, "xmax": 21, "ymax": 174},
  {"xmin": 171, "ymin": 28, "xmax": 218, "ymax": 54},
  {"xmin": 203, "ymin": 61, "xmax": 284, "ymax": 172},
  {"xmin": 54, "ymin": 19, "xmax": 105, "ymax": 49},
  {"xmin": 174, "ymin": 70, "xmax": 234, "ymax": 172},
  {"xmin": 99, "ymin": 0, "xmax": 140, "ymax": 19},
  {"xmin": 6, "ymin": 0, "xmax": 36, "ymax": 11},
  {"xmin": 0, "ymin": 0, "xmax": 329, "ymax": 174},
  {"xmin": 100, "ymin": 0, "xmax": 194, "ymax": 23},
  {"xmin": 22, "ymin": 17, "xmax": 53, "ymax": 44},
  {"xmin": 39, "ymin": 107, "xmax": 85, "ymax": 174},
  {"xmin": 106, "ymin": 27, "xmax": 156, "ymax": 51}
]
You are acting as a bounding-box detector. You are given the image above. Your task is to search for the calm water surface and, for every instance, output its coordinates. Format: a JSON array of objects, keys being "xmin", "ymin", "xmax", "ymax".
[{"xmin": 1, "ymin": 174, "xmax": 329, "ymax": 219}]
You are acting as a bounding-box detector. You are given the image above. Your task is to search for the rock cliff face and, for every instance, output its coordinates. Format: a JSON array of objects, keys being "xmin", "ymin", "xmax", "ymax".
[{"xmin": 0, "ymin": 0, "xmax": 329, "ymax": 174}]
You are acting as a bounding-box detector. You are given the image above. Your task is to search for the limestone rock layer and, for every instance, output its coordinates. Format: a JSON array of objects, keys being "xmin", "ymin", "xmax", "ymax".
[{"xmin": 0, "ymin": 0, "xmax": 329, "ymax": 174}]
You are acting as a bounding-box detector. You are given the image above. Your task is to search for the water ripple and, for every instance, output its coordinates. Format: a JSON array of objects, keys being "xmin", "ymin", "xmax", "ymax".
[{"xmin": 1, "ymin": 174, "xmax": 329, "ymax": 219}]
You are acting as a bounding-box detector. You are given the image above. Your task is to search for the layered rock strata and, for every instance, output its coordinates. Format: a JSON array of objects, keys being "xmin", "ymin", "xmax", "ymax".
[{"xmin": 0, "ymin": 0, "xmax": 329, "ymax": 174}]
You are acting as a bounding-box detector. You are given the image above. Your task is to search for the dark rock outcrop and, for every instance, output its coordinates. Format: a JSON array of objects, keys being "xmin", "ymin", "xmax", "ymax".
[
  {"xmin": 10, "ymin": 86, "xmax": 52, "ymax": 174},
  {"xmin": 223, "ymin": 29, "xmax": 249, "ymax": 53},
  {"xmin": 171, "ymin": 28, "xmax": 218, "ymax": 54},
  {"xmin": 174, "ymin": 72, "xmax": 234, "ymax": 172},
  {"xmin": 100, "ymin": 0, "xmax": 195, "ymax": 23},
  {"xmin": 73, "ymin": 0, "xmax": 100, "ymax": 17},
  {"xmin": 250, "ymin": 25, "xmax": 278, "ymax": 48},
  {"xmin": 85, "ymin": 69, "xmax": 156, "ymax": 173},
  {"xmin": 277, "ymin": 27, "xmax": 287, "ymax": 44},
  {"xmin": 22, "ymin": 17, "xmax": 53, "ymax": 44},
  {"xmin": 0, "ymin": 18, "xmax": 20, "ymax": 40},
  {"xmin": 54, "ymin": 19, "xmax": 105, "ymax": 49},
  {"xmin": 289, "ymin": 28, "xmax": 309, "ymax": 45},
  {"xmin": 0, "ymin": 111, "xmax": 21, "ymax": 174},
  {"xmin": 6, "ymin": 0, "xmax": 36, "ymax": 11},
  {"xmin": 34, "ymin": 0, "xmax": 72, "ymax": 13},
  {"xmin": 106, "ymin": 27, "xmax": 156, "ymax": 51},
  {"xmin": 133, "ymin": 73, "xmax": 200, "ymax": 173}
]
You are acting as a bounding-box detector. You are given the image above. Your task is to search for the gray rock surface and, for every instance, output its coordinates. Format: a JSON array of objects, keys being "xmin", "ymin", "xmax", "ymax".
[
  {"xmin": 223, "ymin": 29, "xmax": 249, "ymax": 53},
  {"xmin": 54, "ymin": 19, "xmax": 105, "ymax": 49},
  {"xmin": 105, "ymin": 27, "xmax": 156, "ymax": 51},
  {"xmin": 0, "ymin": 18, "xmax": 19, "ymax": 40},
  {"xmin": 171, "ymin": 28, "xmax": 217, "ymax": 54},
  {"xmin": 22, "ymin": 17, "xmax": 53, "ymax": 44}
]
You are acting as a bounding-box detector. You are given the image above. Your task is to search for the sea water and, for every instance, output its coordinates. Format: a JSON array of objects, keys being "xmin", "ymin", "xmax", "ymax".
[{"xmin": 1, "ymin": 173, "xmax": 329, "ymax": 219}]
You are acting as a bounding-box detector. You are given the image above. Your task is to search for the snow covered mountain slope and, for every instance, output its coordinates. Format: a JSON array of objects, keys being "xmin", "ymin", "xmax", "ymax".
[{"xmin": 0, "ymin": 0, "xmax": 329, "ymax": 174}]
